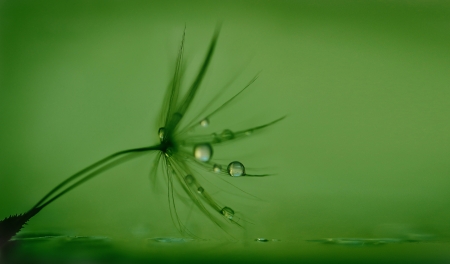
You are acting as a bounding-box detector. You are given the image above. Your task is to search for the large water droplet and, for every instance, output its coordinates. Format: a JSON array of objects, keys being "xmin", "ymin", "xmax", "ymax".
[
  {"xmin": 221, "ymin": 129, "xmax": 234, "ymax": 140},
  {"xmin": 221, "ymin": 207, "xmax": 235, "ymax": 220},
  {"xmin": 194, "ymin": 143, "xmax": 213, "ymax": 162},
  {"xmin": 200, "ymin": 118, "xmax": 209, "ymax": 127},
  {"xmin": 158, "ymin": 127, "xmax": 165, "ymax": 142},
  {"xmin": 213, "ymin": 164, "xmax": 222, "ymax": 173},
  {"xmin": 197, "ymin": 187, "xmax": 204, "ymax": 194},
  {"xmin": 227, "ymin": 161, "xmax": 245, "ymax": 177}
]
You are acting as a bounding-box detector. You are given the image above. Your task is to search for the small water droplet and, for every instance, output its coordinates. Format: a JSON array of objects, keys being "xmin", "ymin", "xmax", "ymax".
[
  {"xmin": 255, "ymin": 238, "xmax": 269, "ymax": 242},
  {"xmin": 221, "ymin": 207, "xmax": 234, "ymax": 220},
  {"xmin": 149, "ymin": 237, "xmax": 192, "ymax": 244},
  {"xmin": 211, "ymin": 133, "xmax": 220, "ymax": 143},
  {"xmin": 213, "ymin": 164, "xmax": 222, "ymax": 173},
  {"xmin": 227, "ymin": 161, "xmax": 245, "ymax": 177},
  {"xmin": 184, "ymin": 175, "xmax": 195, "ymax": 185},
  {"xmin": 165, "ymin": 148, "xmax": 173, "ymax": 157},
  {"xmin": 245, "ymin": 130, "xmax": 253, "ymax": 136},
  {"xmin": 200, "ymin": 118, "xmax": 209, "ymax": 127},
  {"xmin": 193, "ymin": 143, "xmax": 213, "ymax": 162},
  {"xmin": 197, "ymin": 187, "xmax": 204, "ymax": 194},
  {"xmin": 158, "ymin": 127, "xmax": 165, "ymax": 142},
  {"xmin": 221, "ymin": 129, "xmax": 234, "ymax": 140}
]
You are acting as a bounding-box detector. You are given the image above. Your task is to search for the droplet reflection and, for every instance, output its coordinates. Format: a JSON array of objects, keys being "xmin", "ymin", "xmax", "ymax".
[
  {"xmin": 158, "ymin": 127, "xmax": 165, "ymax": 142},
  {"xmin": 193, "ymin": 143, "xmax": 213, "ymax": 162},
  {"xmin": 184, "ymin": 175, "xmax": 195, "ymax": 185},
  {"xmin": 200, "ymin": 118, "xmax": 209, "ymax": 127},
  {"xmin": 213, "ymin": 164, "xmax": 222, "ymax": 173},
  {"xmin": 227, "ymin": 161, "xmax": 245, "ymax": 177},
  {"xmin": 221, "ymin": 129, "xmax": 234, "ymax": 140},
  {"xmin": 221, "ymin": 207, "xmax": 235, "ymax": 220}
]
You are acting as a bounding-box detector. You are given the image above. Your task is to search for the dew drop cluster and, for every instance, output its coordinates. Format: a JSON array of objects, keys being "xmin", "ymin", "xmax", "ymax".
[{"xmin": 193, "ymin": 142, "xmax": 246, "ymax": 177}]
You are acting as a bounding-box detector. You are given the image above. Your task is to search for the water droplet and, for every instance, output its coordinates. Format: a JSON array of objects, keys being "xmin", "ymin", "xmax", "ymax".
[
  {"xmin": 197, "ymin": 187, "xmax": 204, "ymax": 194},
  {"xmin": 165, "ymin": 148, "xmax": 173, "ymax": 157},
  {"xmin": 149, "ymin": 237, "xmax": 192, "ymax": 244},
  {"xmin": 158, "ymin": 127, "xmax": 165, "ymax": 142},
  {"xmin": 213, "ymin": 164, "xmax": 222, "ymax": 173},
  {"xmin": 193, "ymin": 144, "xmax": 213, "ymax": 162},
  {"xmin": 211, "ymin": 133, "xmax": 220, "ymax": 143},
  {"xmin": 227, "ymin": 161, "xmax": 245, "ymax": 177},
  {"xmin": 221, "ymin": 129, "xmax": 234, "ymax": 140},
  {"xmin": 200, "ymin": 118, "xmax": 209, "ymax": 127},
  {"xmin": 184, "ymin": 175, "xmax": 195, "ymax": 185},
  {"xmin": 245, "ymin": 130, "xmax": 253, "ymax": 136},
  {"xmin": 255, "ymin": 238, "xmax": 269, "ymax": 242},
  {"xmin": 221, "ymin": 207, "xmax": 234, "ymax": 220}
]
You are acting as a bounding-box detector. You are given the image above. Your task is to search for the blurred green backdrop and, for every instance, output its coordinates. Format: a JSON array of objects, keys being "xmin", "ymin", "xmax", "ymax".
[{"xmin": 1, "ymin": 0, "xmax": 450, "ymax": 262}]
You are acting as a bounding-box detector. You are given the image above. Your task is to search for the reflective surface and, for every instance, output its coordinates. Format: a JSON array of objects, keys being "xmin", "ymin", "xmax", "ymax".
[{"xmin": 1, "ymin": 233, "xmax": 449, "ymax": 263}]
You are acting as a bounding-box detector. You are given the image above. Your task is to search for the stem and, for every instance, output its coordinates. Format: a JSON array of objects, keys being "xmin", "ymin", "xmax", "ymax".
[{"xmin": 31, "ymin": 144, "xmax": 161, "ymax": 211}]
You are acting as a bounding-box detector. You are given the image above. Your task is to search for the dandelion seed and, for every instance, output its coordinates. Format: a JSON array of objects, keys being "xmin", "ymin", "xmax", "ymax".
[{"xmin": 0, "ymin": 26, "xmax": 285, "ymax": 246}]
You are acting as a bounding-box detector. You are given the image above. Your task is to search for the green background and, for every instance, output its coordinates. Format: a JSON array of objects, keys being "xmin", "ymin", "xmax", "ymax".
[{"xmin": 1, "ymin": 0, "xmax": 450, "ymax": 262}]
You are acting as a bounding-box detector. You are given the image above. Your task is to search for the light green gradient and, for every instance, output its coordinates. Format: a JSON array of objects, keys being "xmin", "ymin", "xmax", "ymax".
[{"xmin": 1, "ymin": 0, "xmax": 450, "ymax": 262}]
